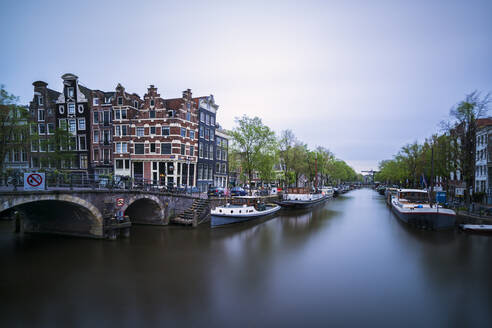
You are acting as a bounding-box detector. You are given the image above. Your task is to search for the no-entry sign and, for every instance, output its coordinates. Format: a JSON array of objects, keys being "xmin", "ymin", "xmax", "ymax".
[
  {"xmin": 116, "ymin": 198, "xmax": 125, "ymax": 207},
  {"xmin": 24, "ymin": 173, "xmax": 45, "ymax": 190}
]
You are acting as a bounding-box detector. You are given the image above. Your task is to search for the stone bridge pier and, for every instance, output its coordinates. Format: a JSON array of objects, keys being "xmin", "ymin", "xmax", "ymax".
[{"xmin": 0, "ymin": 190, "xmax": 198, "ymax": 239}]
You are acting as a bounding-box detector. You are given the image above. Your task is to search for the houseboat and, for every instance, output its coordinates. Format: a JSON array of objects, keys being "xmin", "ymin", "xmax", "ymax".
[
  {"xmin": 390, "ymin": 189, "xmax": 456, "ymax": 230},
  {"xmin": 211, "ymin": 196, "xmax": 280, "ymax": 227},
  {"xmin": 276, "ymin": 187, "xmax": 330, "ymax": 209}
]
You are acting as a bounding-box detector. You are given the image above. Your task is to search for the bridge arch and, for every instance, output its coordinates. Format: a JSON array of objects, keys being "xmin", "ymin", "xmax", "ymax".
[
  {"xmin": 122, "ymin": 195, "xmax": 166, "ymax": 225},
  {"xmin": 0, "ymin": 194, "xmax": 103, "ymax": 237}
]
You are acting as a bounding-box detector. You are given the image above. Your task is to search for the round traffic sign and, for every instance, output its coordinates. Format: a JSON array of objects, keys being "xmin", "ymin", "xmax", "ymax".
[{"xmin": 27, "ymin": 173, "xmax": 43, "ymax": 187}]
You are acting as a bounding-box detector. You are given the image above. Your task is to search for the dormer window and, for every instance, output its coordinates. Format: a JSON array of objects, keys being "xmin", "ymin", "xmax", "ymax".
[
  {"xmin": 134, "ymin": 101, "xmax": 138, "ymax": 108},
  {"xmin": 150, "ymin": 99, "xmax": 155, "ymax": 107},
  {"xmin": 68, "ymin": 87, "xmax": 74, "ymax": 98},
  {"xmin": 38, "ymin": 95, "xmax": 44, "ymax": 106},
  {"xmin": 117, "ymin": 97, "xmax": 123, "ymax": 105}
]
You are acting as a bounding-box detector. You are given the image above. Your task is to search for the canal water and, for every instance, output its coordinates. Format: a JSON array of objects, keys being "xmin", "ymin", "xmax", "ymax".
[{"xmin": 1, "ymin": 188, "xmax": 492, "ymax": 327}]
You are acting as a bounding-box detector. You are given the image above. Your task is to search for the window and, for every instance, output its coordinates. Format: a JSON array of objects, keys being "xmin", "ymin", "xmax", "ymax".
[
  {"xmin": 115, "ymin": 110, "xmax": 120, "ymax": 120},
  {"xmin": 93, "ymin": 98, "xmax": 99, "ymax": 106},
  {"xmin": 121, "ymin": 109, "xmax": 127, "ymax": 119},
  {"xmin": 103, "ymin": 130, "xmax": 110, "ymax": 144},
  {"xmin": 68, "ymin": 103, "xmax": 75, "ymax": 114},
  {"xmin": 190, "ymin": 146, "xmax": 194, "ymax": 156},
  {"xmin": 210, "ymin": 144, "xmax": 214, "ymax": 160},
  {"xmin": 68, "ymin": 87, "xmax": 74, "ymax": 97},
  {"xmin": 190, "ymin": 131, "xmax": 195, "ymax": 140},
  {"xmin": 200, "ymin": 126, "xmax": 204, "ymax": 138},
  {"xmin": 122, "ymin": 125, "xmax": 128, "ymax": 136},
  {"xmin": 116, "ymin": 142, "xmax": 127, "ymax": 153},
  {"xmin": 150, "ymin": 110, "xmax": 155, "ymax": 118},
  {"xmin": 47, "ymin": 123, "xmax": 55, "ymax": 134},
  {"xmin": 150, "ymin": 143, "xmax": 156, "ymax": 153},
  {"xmin": 59, "ymin": 119, "xmax": 67, "ymax": 130},
  {"xmin": 199, "ymin": 142, "xmax": 203, "ymax": 158},
  {"xmin": 93, "ymin": 111, "xmax": 99, "ymax": 123},
  {"xmin": 115, "ymin": 126, "xmax": 120, "ymax": 136},
  {"xmin": 209, "ymin": 167, "xmax": 213, "ymax": 180},
  {"xmin": 204, "ymin": 165, "xmax": 208, "ymax": 179},
  {"xmin": 69, "ymin": 136, "xmax": 77, "ymax": 150},
  {"xmin": 210, "ymin": 129, "xmax": 214, "ymax": 140},
  {"xmin": 186, "ymin": 112, "xmax": 191, "ymax": 121},
  {"xmin": 216, "ymin": 163, "xmax": 220, "ymax": 174},
  {"xmin": 134, "ymin": 101, "xmax": 138, "ymax": 108},
  {"xmin": 94, "ymin": 130, "xmax": 99, "ymax": 143},
  {"xmin": 79, "ymin": 135, "xmax": 87, "ymax": 150},
  {"xmin": 205, "ymin": 128, "xmax": 209, "ymax": 140},
  {"xmin": 137, "ymin": 127, "xmax": 144, "ymax": 136},
  {"xmin": 211, "ymin": 116, "xmax": 215, "ymax": 125},
  {"xmin": 31, "ymin": 140, "xmax": 38, "ymax": 152},
  {"xmin": 181, "ymin": 128, "xmax": 186, "ymax": 137},
  {"xmin": 217, "ymin": 148, "xmax": 221, "ymax": 159},
  {"xmin": 80, "ymin": 154, "xmax": 88, "ymax": 169},
  {"xmin": 39, "ymin": 140, "xmax": 47, "ymax": 152},
  {"xmin": 94, "ymin": 149, "xmax": 99, "ymax": 162},
  {"xmin": 168, "ymin": 110, "xmax": 174, "ymax": 117},
  {"xmin": 134, "ymin": 143, "xmax": 144, "ymax": 154},
  {"xmin": 68, "ymin": 119, "xmax": 76, "ymax": 134},
  {"xmin": 78, "ymin": 104, "xmax": 84, "ymax": 113},
  {"xmin": 117, "ymin": 97, "xmax": 123, "ymax": 105},
  {"xmin": 162, "ymin": 126, "xmax": 170, "ymax": 136},
  {"xmin": 78, "ymin": 118, "xmax": 86, "ymax": 130},
  {"xmin": 59, "ymin": 105, "xmax": 64, "ymax": 114},
  {"xmin": 204, "ymin": 142, "xmax": 208, "ymax": 159},
  {"xmin": 198, "ymin": 164, "xmax": 202, "ymax": 180},
  {"xmin": 206, "ymin": 114, "xmax": 210, "ymax": 125},
  {"xmin": 150, "ymin": 99, "xmax": 155, "ymax": 107},
  {"xmin": 150, "ymin": 126, "xmax": 156, "ymax": 135},
  {"xmin": 38, "ymin": 95, "xmax": 44, "ymax": 105},
  {"xmin": 181, "ymin": 144, "xmax": 185, "ymax": 155},
  {"xmin": 200, "ymin": 112, "xmax": 205, "ymax": 122},
  {"xmin": 38, "ymin": 124, "xmax": 46, "ymax": 134},
  {"xmin": 116, "ymin": 159, "xmax": 124, "ymax": 169},
  {"xmin": 38, "ymin": 109, "xmax": 45, "ymax": 121},
  {"xmin": 222, "ymin": 163, "xmax": 226, "ymax": 174},
  {"xmin": 103, "ymin": 111, "xmax": 111, "ymax": 124},
  {"xmin": 161, "ymin": 143, "xmax": 171, "ymax": 154}
]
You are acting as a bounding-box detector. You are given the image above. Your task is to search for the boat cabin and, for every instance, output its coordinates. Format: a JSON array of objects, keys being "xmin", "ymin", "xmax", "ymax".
[
  {"xmin": 397, "ymin": 189, "xmax": 429, "ymax": 204},
  {"xmin": 230, "ymin": 196, "xmax": 266, "ymax": 210}
]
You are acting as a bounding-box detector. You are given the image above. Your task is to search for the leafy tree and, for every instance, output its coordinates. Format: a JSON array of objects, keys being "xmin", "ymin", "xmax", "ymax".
[
  {"xmin": 230, "ymin": 115, "xmax": 277, "ymax": 192},
  {"xmin": 0, "ymin": 86, "xmax": 31, "ymax": 174}
]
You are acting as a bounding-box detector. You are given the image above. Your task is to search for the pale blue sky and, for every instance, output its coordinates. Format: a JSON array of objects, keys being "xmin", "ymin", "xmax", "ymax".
[{"xmin": 1, "ymin": 0, "xmax": 491, "ymax": 172}]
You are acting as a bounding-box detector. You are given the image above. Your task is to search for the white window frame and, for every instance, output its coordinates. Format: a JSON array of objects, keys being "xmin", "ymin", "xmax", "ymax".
[
  {"xmin": 38, "ymin": 109, "xmax": 45, "ymax": 121},
  {"xmin": 68, "ymin": 102, "xmax": 75, "ymax": 115},
  {"xmin": 78, "ymin": 118, "xmax": 86, "ymax": 130},
  {"xmin": 93, "ymin": 130, "xmax": 99, "ymax": 143},
  {"xmin": 78, "ymin": 135, "xmax": 87, "ymax": 151}
]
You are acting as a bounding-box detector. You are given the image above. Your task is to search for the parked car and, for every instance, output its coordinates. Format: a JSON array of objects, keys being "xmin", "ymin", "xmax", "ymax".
[
  {"xmin": 208, "ymin": 187, "xmax": 225, "ymax": 197},
  {"xmin": 230, "ymin": 187, "xmax": 247, "ymax": 196}
]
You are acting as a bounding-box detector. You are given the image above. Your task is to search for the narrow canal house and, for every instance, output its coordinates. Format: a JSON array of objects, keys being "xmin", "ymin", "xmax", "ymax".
[
  {"xmin": 54, "ymin": 73, "xmax": 92, "ymax": 178},
  {"xmin": 113, "ymin": 85, "xmax": 198, "ymax": 187},
  {"xmin": 474, "ymin": 118, "xmax": 492, "ymax": 202},
  {"xmin": 89, "ymin": 89, "xmax": 117, "ymax": 179},
  {"xmin": 27, "ymin": 81, "xmax": 60, "ymax": 170},
  {"xmin": 215, "ymin": 127, "xmax": 229, "ymax": 188},
  {"xmin": 194, "ymin": 95, "xmax": 218, "ymax": 192}
]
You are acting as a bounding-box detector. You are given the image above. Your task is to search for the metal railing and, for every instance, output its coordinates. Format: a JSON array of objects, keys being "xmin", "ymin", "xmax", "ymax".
[{"xmin": 0, "ymin": 173, "xmax": 203, "ymax": 196}]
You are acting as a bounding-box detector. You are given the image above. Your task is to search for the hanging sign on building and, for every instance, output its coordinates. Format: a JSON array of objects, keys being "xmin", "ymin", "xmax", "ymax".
[
  {"xmin": 24, "ymin": 173, "xmax": 45, "ymax": 190},
  {"xmin": 455, "ymin": 188, "xmax": 465, "ymax": 196}
]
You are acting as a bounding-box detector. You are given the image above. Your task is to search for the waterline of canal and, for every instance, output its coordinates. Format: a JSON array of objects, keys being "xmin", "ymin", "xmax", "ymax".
[{"xmin": 1, "ymin": 188, "xmax": 491, "ymax": 327}]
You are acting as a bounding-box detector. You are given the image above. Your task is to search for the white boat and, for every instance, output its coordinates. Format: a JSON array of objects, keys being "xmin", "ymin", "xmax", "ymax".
[
  {"xmin": 277, "ymin": 187, "xmax": 330, "ymax": 209},
  {"xmin": 320, "ymin": 187, "xmax": 335, "ymax": 199},
  {"xmin": 390, "ymin": 189, "xmax": 456, "ymax": 230},
  {"xmin": 460, "ymin": 224, "xmax": 492, "ymax": 232},
  {"xmin": 211, "ymin": 196, "xmax": 281, "ymax": 227}
]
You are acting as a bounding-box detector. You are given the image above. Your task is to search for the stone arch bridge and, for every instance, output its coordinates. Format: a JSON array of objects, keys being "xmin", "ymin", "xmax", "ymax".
[{"xmin": 0, "ymin": 190, "xmax": 199, "ymax": 238}]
